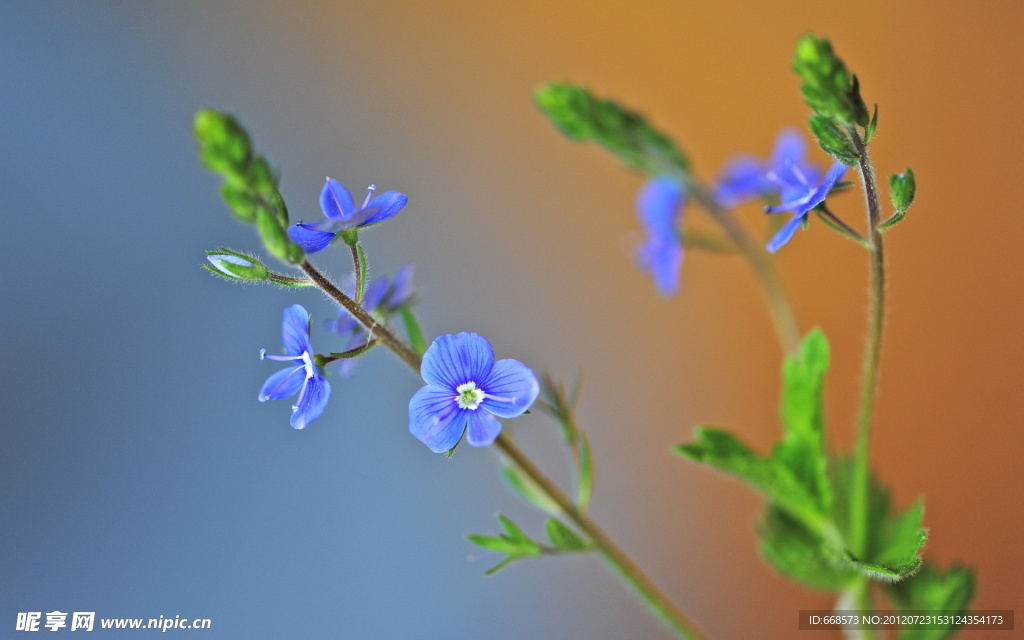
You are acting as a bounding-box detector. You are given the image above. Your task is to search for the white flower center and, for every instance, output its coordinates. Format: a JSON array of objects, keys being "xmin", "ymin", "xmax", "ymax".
[
  {"xmin": 300, "ymin": 351, "xmax": 315, "ymax": 379},
  {"xmin": 455, "ymin": 382, "xmax": 485, "ymax": 410}
]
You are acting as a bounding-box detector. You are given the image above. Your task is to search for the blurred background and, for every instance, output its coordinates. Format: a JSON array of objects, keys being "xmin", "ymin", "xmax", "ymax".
[{"xmin": 2, "ymin": 1, "xmax": 1021, "ymax": 638}]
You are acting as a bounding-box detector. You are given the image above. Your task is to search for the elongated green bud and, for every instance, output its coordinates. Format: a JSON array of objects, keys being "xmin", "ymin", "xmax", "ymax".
[{"xmin": 204, "ymin": 248, "xmax": 269, "ymax": 281}]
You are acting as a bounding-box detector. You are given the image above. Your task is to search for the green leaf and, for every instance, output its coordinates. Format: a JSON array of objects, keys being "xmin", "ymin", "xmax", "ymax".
[
  {"xmin": 830, "ymin": 457, "xmax": 928, "ymax": 583},
  {"xmin": 467, "ymin": 533, "xmax": 531, "ymax": 556},
  {"xmin": 355, "ymin": 244, "xmax": 369, "ymax": 305},
  {"xmin": 501, "ymin": 463, "xmax": 560, "ymax": 515},
  {"xmin": 760, "ymin": 506, "xmax": 859, "ymax": 591},
  {"xmin": 576, "ymin": 430, "xmax": 593, "ymax": 511},
  {"xmin": 534, "ymin": 82, "xmax": 690, "ymax": 175},
  {"xmin": 793, "ymin": 35, "xmax": 870, "ymax": 126},
  {"xmin": 890, "ymin": 167, "xmax": 916, "ymax": 212},
  {"xmin": 497, "ymin": 513, "xmax": 530, "ymax": 541},
  {"xmin": 865, "ymin": 104, "xmax": 879, "ymax": 143},
  {"xmin": 774, "ymin": 329, "xmax": 832, "ymax": 515},
  {"xmin": 399, "ymin": 306, "xmax": 427, "ymax": 357},
  {"xmin": 888, "ymin": 565, "xmax": 975, "ymax": 640},
  {"xmin": 807, "ymin": 114, "xmax": 860, "ymax": 165},
  {"xmin": 675, "ymin": 427, "xmax": 831, "ymax": 539},
  {"xmin": 545, "ymin": 519, "xmax": 588, "ymax": 552}
]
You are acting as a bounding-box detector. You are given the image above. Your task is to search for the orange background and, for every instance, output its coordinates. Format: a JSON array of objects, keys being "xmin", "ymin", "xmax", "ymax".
[{"xmin": 229, "ymin": 0, "xmax": 1023, "ymax": 636}]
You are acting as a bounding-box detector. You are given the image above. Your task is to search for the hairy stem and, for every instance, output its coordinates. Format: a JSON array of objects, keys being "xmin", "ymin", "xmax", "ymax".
[
  {"xmin": 846, "ymin": 126, "xmax": 886, "ymax": 624},
  {"xmin": 301, "ymin": 259, "xmax": 707, "ymax": 640},
  {"xmin": 681, "ymin": 176, "xmax": 801, "ymax": 354}
]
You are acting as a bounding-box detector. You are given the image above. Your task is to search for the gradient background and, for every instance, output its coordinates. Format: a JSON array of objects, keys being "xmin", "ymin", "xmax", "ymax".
[{"xmin": 2, "ymin": 2, "xmax": 1021, "ymax": 638}]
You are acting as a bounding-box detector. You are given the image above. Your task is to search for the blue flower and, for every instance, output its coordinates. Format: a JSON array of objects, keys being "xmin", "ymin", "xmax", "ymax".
[
  {"xmin": 409, "ymin": 332, "xmax": 539, "ymax": 453},
  {"xmin": 288, "ymin": 178, "xmax": 408, "ymax": 253},
  {"xmin": 764, "ymin": 161, "xmax": 848, "ymax": 253},
  {"xmin": 259, "ymin": 304, "xmax": 331, "ymax": 429},
  {"xmin": 713, "ymin": 129, "xmax": 822, "ymax": 208},
  {"xmin": 324, "ymin": 264, "xmax": 416, "ymax": 377},
  {"xmin": 635, "ymin": 176, "xmax": 685, "ymax": 297}
]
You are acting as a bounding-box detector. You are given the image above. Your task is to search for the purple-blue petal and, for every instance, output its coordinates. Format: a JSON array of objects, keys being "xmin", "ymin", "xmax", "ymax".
[
  {"xmin": 713, "ymin": 156, "xmax": 767, "ymax": 207},
  {"xmin": 770, "ymin": 128, "xmax": 806, "ymax": 169},
  {"xmin": 387, "ymin": 263, "xmax": 415, "ymax": 308},
  {"xmin": 408, "ymin": 385, "xmax": 468, "ymax": 453},
  {"xmin": 361, "ymin": 276, "xmax": 391, "ymax": 312},
  {"xmin": 420, "ymin": 332, "xmax": 495, "ymax": 390},
  {"xmin": 637, "ymin": 236, "xmax": 683, "ymax": 297},
  {"xmin": 480, "ymin": 359, "xmax": 539, "ymax": 418},
  {"xmin": 767, "ymin": 214, "xmax": 807, "ymax": 254},
  {"xmin": 805, "ymin": 161, "xmax": 849, "ymax": 211},
  {"xmin": 259, "ymin": 365, "xmax": 306, "ymax": 402},
  {"xmin": 465, "ymin": 409, "xmax": 502, "ymax": 447},
  {"xmin": 323, "ymin": 311, "xmax": 360, "ymax": 335},
  {"xmin": 290, "ymin": 374, "xmax": 330, "ymax": 429},
  {"xmin": 360, "ymin": 191, "xmax": 408, "ymax": 226},
  {"xmin": 288, "ymin": 223, "xmax": 337, "ymax": 254},
  {"xmin": 636, "ymin": 176, "xmax": 685, "ymax": 235},
  {"xmin": 281, "ymin": 305, "xmax": 312, "ymax": 356},
  {"xmin": 320, "ymin": 178, "xmax": 355, "ymax": 220}
]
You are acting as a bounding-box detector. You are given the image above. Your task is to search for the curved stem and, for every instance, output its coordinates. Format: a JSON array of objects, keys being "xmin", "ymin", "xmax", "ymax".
[
  {"xmin": 496, "ymin": 436, "xmax": 707, "ymax": 640},
  {"xmin": 846, "ymin": 126, "xmax": 886, "ymax": 631},
  {"xmin": 300, "ymin": 258, "xmax": 707, "ymax": 640},
  {"xmin": 681, "ymin": 176, "xmax": 801, "ymax": 354},
  {"xmin": 300, "ymin": 260, "xmax": 420, "ymax": 372}
]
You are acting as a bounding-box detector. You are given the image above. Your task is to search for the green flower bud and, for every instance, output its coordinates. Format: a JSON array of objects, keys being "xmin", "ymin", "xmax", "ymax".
[
  {"xmin": 890, "ymin": 168, "xmax": 916, "ymax": 212},
  {"xmin": 204, "ymin": 248, "xmax": 269, "ymax": 281}
]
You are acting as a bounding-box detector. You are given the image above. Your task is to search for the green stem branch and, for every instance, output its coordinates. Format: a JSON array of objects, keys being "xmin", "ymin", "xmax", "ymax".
[
  {"xmin": 681, "ymin": 176, "xmax": 802, "ymax": 354},
  {"xmin": 846, "ymin": 126, "xmax": 886, "ymax": 629},
  {"xmin": 300, "ymin": 258, "xmax": 707, "ymax": 640}
]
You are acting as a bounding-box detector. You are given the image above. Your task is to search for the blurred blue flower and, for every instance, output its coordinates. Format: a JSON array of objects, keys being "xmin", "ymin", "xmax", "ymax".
[
  {"xmin": 635, "ymin": 176, "xmax": 685, "ymax": 297},
  {"xmin": 764, "ymin": 161, "xmax": 848, "ymax": 253},
  {"xmin": 409, "ymin": 332, "xmax": 539, "ymax": 453},
  {"xmin": 324, "ymin": 264, "xmax": 416, "ymax": 376},
  {"xmin": 289, "ymin": 178, "xmax": 408, "ymax": 253},
  {"xmin": 259, "ymin": 304, "xmax": 331, "ymax": 429},
  {"xmin": 713, "ymin": 129, "xmax": 822, "ymax": 208}
]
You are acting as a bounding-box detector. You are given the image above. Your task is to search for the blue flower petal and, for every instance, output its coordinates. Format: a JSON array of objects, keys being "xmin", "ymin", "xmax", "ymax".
[
  {"xmin": 420, "ymin": 332, "xmax": 495, "ymax": 390},
  {"xmin": 767, "ymin": 214, "xmax": 807, "ymax": 254},
  {"xmin": 805, "ymin": 161, "xmax": 848, "ymax": 210},
  {"xmin": 320, "ymin": 178, "xmax": 355, "ymax": 220},
  {"xmin": 259, "ymin": 365, "xmax": 306, "ymax": 402},
  {"xmin": 409, "ymin": 385, "xmax": 467, "ymax": 453},
  {"xmin": 323, "ymin": 312, "xmax": 359, "ymax": 335},
  {"xmin": 637, "ymin": 236, "xmax": 683, "ymax": 298},
  {"xmin": 280, "ymin": 305, "xmax": 312, "ymax": 357},
  {"xmin": 360, "ymin": 191, "xmax": 408, "ymax": 226},
  {"xmin": 387, "ymin": 264, "xmax": 415, "ymax": 307},
  {"xmin": 770, "ymin": 128, "xmax": 806, "ymax": 169},
  {"xmin": 465, "ymin": 409, "xmax": 502, "ymax": 447},
  {"xmin": 713, "ymin": 156, "xmax": 766, "ymax": 206},
  {"xmin": 290, "ymin": 374, "xmax": 330, "ymax": 429},
  {"xmin": 636, "ymin": 176, "xmax": 684, "ymax": 235},
  {"xmin": 480, "ymin": 359, "xmax": 539, "ymax": 418},
  {"xmin": 361, "ymin": 275, "xmax": 391, "ymax": 312},
  {"xmin": 288, "ymin": 223, "xmax": 337, "ymax": 254}
]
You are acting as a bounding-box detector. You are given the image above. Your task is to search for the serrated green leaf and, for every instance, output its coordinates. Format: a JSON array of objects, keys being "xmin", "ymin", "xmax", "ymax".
[
  {"xmin": 888, "ymin": 565, "xmax": 975, "ymax": 640},
  {"xmin": 483, "ymin": 556, "xmax": 516, "ymax": 576},
  {"xmin": 675, "ymin": 427, "xmax": 832, "ymax": 540},
  {"xmin": 467, "ymin": 534, "xmax": 528, "ymax": 556},
  {"xmin": 865, "ymin": 104, "xmax": 879, "ymax": 143},
  {"xmin": 497, "ymin": 513, "xmax": 530, "ymax": 542},
  {"xmin": 793, "ymin": 35, "xmax": 870, "ymax": 126},
  {"xmin": 774, "ymin": 329, "xmax": 832, "ymax": 515},
  {"xmin": 501, "ymin": 463, "xmax": 560, "ymax": 515},
  {"xmin": 545, "ymin": 518, "xmax": 588, "ymax": 552},
  {"xmin": 399, "ymin": 306, "xmax": 427, "ymax": 357},
  {"xmin": 830, "ymin": 457, "xmax": 928, "ymax": 583},
  {"xmin": 576, "ymin": 430, "xmax": 593, "ymax": 511},
  {"xmin": 760, "ymin": 506, "xmax": 859, "ymax": 591},
  {"xmin": 808, "ymin": 114, "xmax": 860, "ymax": 165},
  {"xmin": 535, "ymin": 82, "xmax": 689, "ymax": 175}
]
